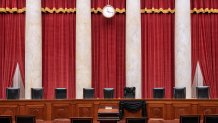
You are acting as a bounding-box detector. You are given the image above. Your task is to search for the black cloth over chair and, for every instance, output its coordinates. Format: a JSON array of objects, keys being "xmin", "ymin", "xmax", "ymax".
[{"xmin": 119, "ymin": 100, "xmax": 147, "ymax": 119}]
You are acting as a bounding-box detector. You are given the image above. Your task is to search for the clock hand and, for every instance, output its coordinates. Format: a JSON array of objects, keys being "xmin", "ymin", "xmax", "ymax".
[{"xmin": 107, "ymin": 8, "xmax": 114, "ymax": 13}]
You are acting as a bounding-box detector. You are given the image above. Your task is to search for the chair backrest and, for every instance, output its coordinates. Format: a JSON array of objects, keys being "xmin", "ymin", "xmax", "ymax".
[
  {"xmin": 196, "ymin": 86, "xmax": 209, "ymax": 99},
  {"xmin": 0, "ymin": 116, "xmax": 12, "ymax": 123},
  {"xmin": 204, "ymin": 115, "xmax": 218, "ymax": 123},
  {"xmin": 6, "ymin": 87, "xmax": 20, "ymax": 99},
  {"xmin": 103, "ymin": 88, "xmax": 114, "ymax": 99},
  {"xmin": 71, "ymin": 117, "xmax": 93, "ymax": 123},
  {"xmin": 124, "ymin": 87, "xmax": 136, "ymax": 98},
  {"xmin": 180, "ymin": 115, "xmax": 200, "ymax": 123},
  {"xmin": 31, "ymin": 88, "xmax": 43, "ymax": 99},
  {"xmin": 55, "ymin": 88, "xmax": 67, "ymax": 99},
  {"xmin": 126, "ymin": 117, "xmax": 148, "ymax": 123},
  {"xmin": 153, "ymin": 88, "xmax": 165, "ymax": 98},
  {"xmin": 83, "ymin": 88, "xmax": 95, "ymax": 99},
  {"xmin": 15, "ymin": 115, "xmax": 36, "ymax": 123},
  {"xmin": 174, "ymin": 87, "xmax": 186, "ymax": 99}
]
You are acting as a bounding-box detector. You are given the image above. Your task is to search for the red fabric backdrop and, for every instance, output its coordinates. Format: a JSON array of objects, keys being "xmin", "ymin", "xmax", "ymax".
[
  {"xmin": 0, "ymin": 0, "xmax": 25, "ymax": 98},
  {"xmin": 42, "ymin": 0, "xmax": 76, "ymax": 99},
  {"xmin": 141, "ymin": 0, "xmax": 175, "ymax": 98},
  {"xmin": 91, "ymin": 0, "xmax": 126, "ymax": 98},
  {"xmin": 191, "ymin": 0, "xmax": 218, "ymax": 98}
]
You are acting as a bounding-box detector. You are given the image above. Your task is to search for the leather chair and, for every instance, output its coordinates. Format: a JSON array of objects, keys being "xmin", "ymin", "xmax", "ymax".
[
  {"xmin": 6, "ymin": 87, "xmax": 20, "ymax": 99},
  {"xmin": 55, "ymin": 88, "xmax": 67, "ymax": 99},
  {"xmin": 15, "ymin": 115, "xmax": 36, "ymax": 123},
  {"xmin": 196, "ymin": 86, "xmax": 209, "ymax": 99},
  {"xmin": 124, "ymin": 87, "xmax": 135, "ymax": 98},
  {"xmin": 0, "ymin": 116, "xmax": 12, "ymax": 123},
  {"xmin": 153, "ymin": 88, "xmax": 165, "ymax": 99},
  {"xmin": 103, "ymin": 88, "xmax": 114, "ymax": 99},
  {"xmin": 173, "ymin": 87, "xmax": 186, "ymax": 99},
  {"xmin": 31, "ymin": 88, "xmax": 43, "ymax": 99},
  {"xmin": 180, "ymin": 115, "xmax": 200, "ymax": 123},
  {"xmin": 126, "ymin": 117, "xmax": 148, "ymax": 123},
  {"xmin": 83, "ymin": 88, "xmax": 95, "ymax": 99},
  {"xmin": 204, "ymin": 115, "xmax": 218, "ymax": 123},
  {"xmin": 71, "ymin": 117, "xmax": 93, "ymax": 123}
]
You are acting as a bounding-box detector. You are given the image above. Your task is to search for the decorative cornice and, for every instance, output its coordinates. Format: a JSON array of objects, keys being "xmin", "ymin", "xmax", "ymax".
[
  {"xmin": 91, "ymin": 7, "xmax": 125, "ymax": 14},
  {"xmin": 41, "ymin": 7, "xmax": 76, "ymax": 13},
  {"xmin": 0, "ymin": 7, "xmax": 26, "ymax": 13},
  {"xmin": 191, "ymin": 8, "xmax": 218, "ymax": 14},
  {"xmin": 141, "ymin": 8, "xmax": 175, "ymax": 14}
]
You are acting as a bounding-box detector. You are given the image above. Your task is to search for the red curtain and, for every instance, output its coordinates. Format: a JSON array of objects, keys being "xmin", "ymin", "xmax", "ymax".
[
  {"xmin": 42, "ymin": 0, "xmax": 76, "ymax": 99},
  {"xmin": 191, "ymin": 0, "xmax": 218, "ymax": 98},
  {"xmin": 91, "ymin": 0, "xmax": 126, "ymax": 98},
  {"xmin": 141, "ymin": 0, "xmax": 175, "ymax": 98},
  {"xmin": 0, "ymin": 0, "xmax": 25, "ymax": 98}
]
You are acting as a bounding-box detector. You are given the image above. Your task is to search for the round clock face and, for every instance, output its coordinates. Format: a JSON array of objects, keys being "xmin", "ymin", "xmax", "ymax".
[{"xmin": 102, "ymin": 5, "xmax": 116, "ymax": 18}]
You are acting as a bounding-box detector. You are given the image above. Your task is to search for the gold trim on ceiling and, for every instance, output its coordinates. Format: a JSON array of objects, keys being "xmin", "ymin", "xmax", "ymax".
[
  {"xmin": 41, "ymin": 7, "xmax": 76, "ymax": 13},
  {"xmin": 91, "ymin": 7, "xmax": 125, "ymax": 14},
  {"xmin": 191, "ymin": 8, "xmax": 218, "ymax": 14},
  {"xmin": 141, "ymin": 8, "xmax": 175, "ymax": 14},
  {"xmin": 0, "ymin": 7, "xmax": 26, "ymax": 13}
]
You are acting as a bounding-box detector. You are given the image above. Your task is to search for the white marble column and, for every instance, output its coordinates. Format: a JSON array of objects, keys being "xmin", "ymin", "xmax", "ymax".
[
  {"xmin": 126, "ymin": 0, "xmax": 142, "ymax": 98},
  {"xmin": 76, "ymin": 0, "xmax": 92, "ymax": 98},
  {"xmin": 25, "ymin": 0, "xmax": 42, "ymax": 99},
  {"xmin": 175, "ymin": 0, "xmax": 192, "ymax": 98}
]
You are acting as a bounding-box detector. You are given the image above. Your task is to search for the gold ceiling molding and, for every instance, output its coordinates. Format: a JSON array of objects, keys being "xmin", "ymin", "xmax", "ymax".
[
  {"xmin": 91, "ymin": 7, "xmax": 126, "ymax": 14},
  {"xmin": 0, "ymin": 7, "xmax": 26, "ymax": 13},
  {"xmin": 191, "ymin": 8, "xmax": 218, "ymax": 14},
  {"xmin": 141, "ymin": 8, "xmax": 175, "ymax": 14},
  {"xmin": 41, "ymin": 7, "xmax": 76, "ymax": 13}
]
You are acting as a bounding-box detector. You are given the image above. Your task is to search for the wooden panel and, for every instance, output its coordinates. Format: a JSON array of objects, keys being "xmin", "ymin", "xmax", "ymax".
[
  {"xmin": 51, "ymin": 103, "xmax": 71, "ymax": 120},
  {"xmin": 76, "ymin": 104, "xmax": 94, "ymax": 117},
  {"xmin": 198, "ymin": 104, "xmax": 218, "ymax": 115},
  {"xmin": 147, "ymin": 103, "xmax": 165, "ymax": 119},
  {"xmin": 0, "ymin": 105, "xmax": 19, "ymax": 116},
  {"xmin": 26, "ymin": 104, "xmax": 47, "ymax": 120},
  {"xmin": 171, "ymin": 104, "xmax": 192, "ymax": 119}
]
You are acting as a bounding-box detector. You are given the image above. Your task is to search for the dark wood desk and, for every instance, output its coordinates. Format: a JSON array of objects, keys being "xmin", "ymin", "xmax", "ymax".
[
  {"xmin": 98, "ymin": 107, "xmax": 119, "ymax": 123},
  {"xmin": 0, "ymin": 99, "xmax": 217, "ymax": 122}
]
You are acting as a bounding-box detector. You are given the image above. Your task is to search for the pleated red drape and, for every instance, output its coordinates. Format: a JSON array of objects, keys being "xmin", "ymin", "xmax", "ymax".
[
  {"xmin": 141, "ymin": 0, "xmax": 175, "ymax": 98},
  {"xmin": 91, "ymin": 0, "xmax": 126, "ymax": 98},
  {"xmin": 191, "ymin": 0, "xmax": 218, "ymax": 98},
  {"xmin": 0, "ymin": 0, "xmax": 25, "ymax": 98},
  {"xmin": 42, "ymin": 0, "xmax": 76, "ymax": 99}
]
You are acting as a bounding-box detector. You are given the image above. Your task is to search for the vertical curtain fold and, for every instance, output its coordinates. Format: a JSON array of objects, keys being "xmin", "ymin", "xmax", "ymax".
[
  {"xmin": 91, "ymin": 0, "xmax": 126, "ymax": 98},
  {"xmin": 42, "ymin": 0, "xmax": 76, "ymax": 99},
  {"xmin": 191, "ymin": 0, "xmax": 218, "ymax": 98},
  {"xmin": 0, "ymin": 0, "xmax": 25, "ymax": 98},
  {"xmin": 141, "ymin": 0, "xmax": 175, "ymax": 98}
]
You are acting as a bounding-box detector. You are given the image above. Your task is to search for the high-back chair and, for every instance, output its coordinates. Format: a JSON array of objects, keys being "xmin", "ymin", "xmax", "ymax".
[
  {"xmin": 31, "ymin": 88, "xmax": 43, "ymax": 99},
  {"xmin": 153, "ymin": 88, "xmax": 165, "ymax": 99},
  {"xmin": 103, "ymin": 88, "xmax": 114, "ymax": 99},
  {"xmin": 196, "ymin": 86, "xmax": 209, "ymax": 99},
  {"xmin": 71, "ymin": 117, "xmax": 93, "ymax": 123},
  {"xmin": 173, "ymin": 87, "xmax": 186, "ymax": 99},
  {"xmin": 83, "ymin": 88, "xmax": 95, "ymax": 99},
  {"xmin": 180, "ymin": 115, "xmax": 200, "ymax": 123},
  {"xmin": 124, "ymin": 87, "xmax": 136, "ymax": 98},
  {"xmin": 6, "ymin": 87, "xmax": 20, "ymax": 99},
  {"xmin": 0, "ymin": 116, "xmax": 12, "ymax": 123},
  {"xmin": 15, "ymin": 115, "xmax": 36, "ymax": 123},
  {"xmin": 204, "ymin": 115, "xmax": 218, "ymax": 123},
  {"xmin": 55, "ymin": 88, "xmax": 67, "ymax": 99}
]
